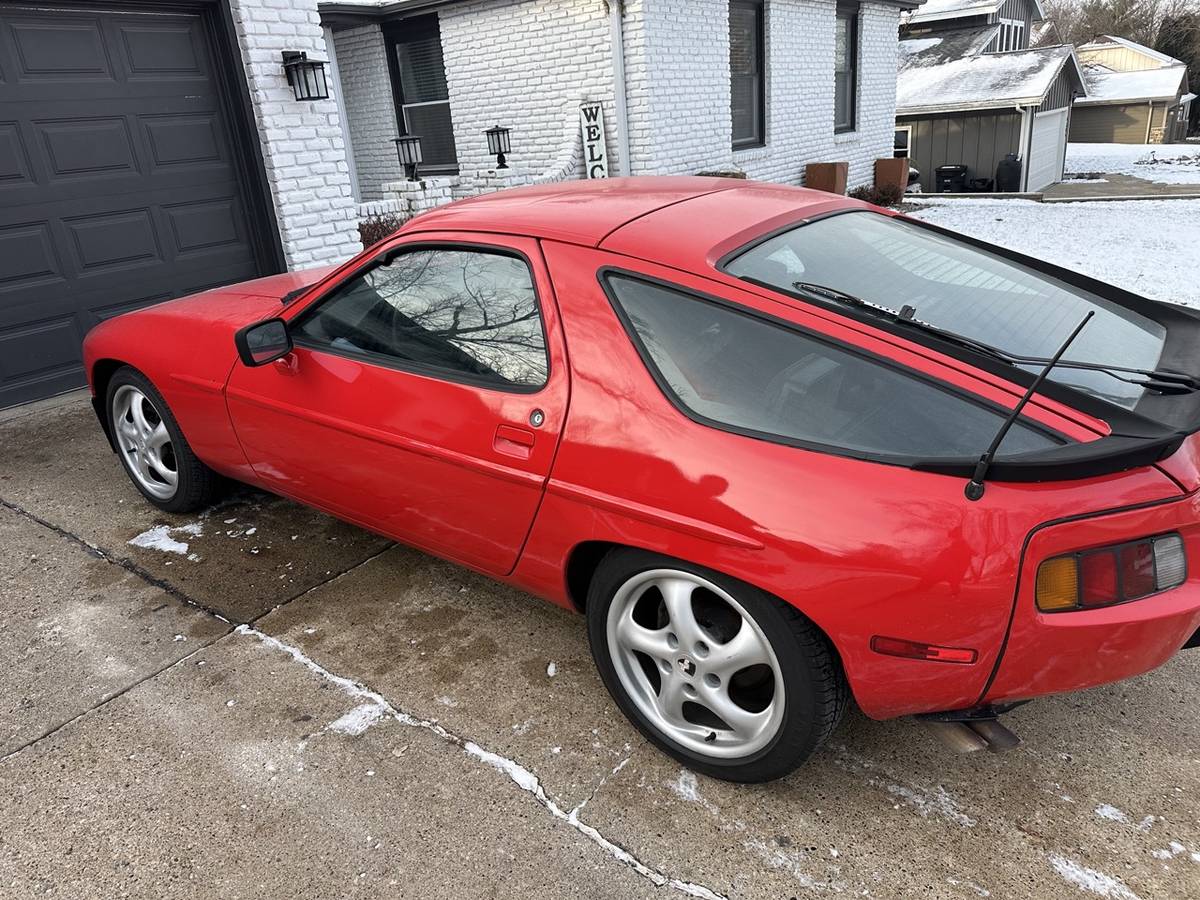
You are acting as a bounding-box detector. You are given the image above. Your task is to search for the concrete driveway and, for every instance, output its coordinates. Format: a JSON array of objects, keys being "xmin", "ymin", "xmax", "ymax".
[{"xmin": 2, "ymin": 395, "xmax": 1198, "ymax": 900}]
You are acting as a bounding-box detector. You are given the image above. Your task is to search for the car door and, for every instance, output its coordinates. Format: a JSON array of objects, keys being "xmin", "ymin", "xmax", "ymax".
[{"xmin": 224, "ymin": 233, "xmax": 568, "ymax": 576}]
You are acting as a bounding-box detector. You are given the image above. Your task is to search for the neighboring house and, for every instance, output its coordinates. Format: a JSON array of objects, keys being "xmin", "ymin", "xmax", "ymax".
[
  {"xmin": 1071, "ymin": 36, "xmax": 1194, "ymax": 143},
  {"xmin": 0, "ymin": 0, "xmax": 914, "ymax": 409},
  {"xmin": 895, "ymin": 0, "xmax": 1085, "ymax": 192}
]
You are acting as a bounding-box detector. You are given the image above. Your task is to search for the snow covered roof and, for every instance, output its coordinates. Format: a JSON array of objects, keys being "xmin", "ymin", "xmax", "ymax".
[
  {"xmin": 899, "ymin": 25, "xmax": 999, "ymax": 68},
  {"xmin": 1076, "ymin": 65, "xmax": 1188, "ymax": 105},
  {"xmin": 897, "ymin": 44, "xmax": 1083, "ymax": 115},
  {"xmin": 1079, "ymin": 35, "xmax": 1184, "ymax": 68},
  {"xmin": 908, "ymin": 0, "xmax": 1044, "ymax": 25}
]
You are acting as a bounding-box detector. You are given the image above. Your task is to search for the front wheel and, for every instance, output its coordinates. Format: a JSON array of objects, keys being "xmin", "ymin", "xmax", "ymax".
[
  {"xmin": 106, "ymin": 366, "xmax": 221, "ymax": 513},
  {"xmin": 587, "ymin": 548, "xmax": 847, "ymax": 782}
]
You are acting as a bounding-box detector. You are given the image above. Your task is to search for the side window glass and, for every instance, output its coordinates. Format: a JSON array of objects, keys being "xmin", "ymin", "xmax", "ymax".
[
  {"xmin": 605, "ymin": 274, "xmax": 1061, "ymax": 460},
  {"xmin": 293, "ymin": 248, "xmax": 548, "ymax": 389}
]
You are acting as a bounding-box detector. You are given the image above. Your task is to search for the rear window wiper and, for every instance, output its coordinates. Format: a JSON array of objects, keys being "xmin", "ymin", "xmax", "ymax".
[{"xmin": 791, "ymin": 281, "xmax": 1198, "ymax": 396}]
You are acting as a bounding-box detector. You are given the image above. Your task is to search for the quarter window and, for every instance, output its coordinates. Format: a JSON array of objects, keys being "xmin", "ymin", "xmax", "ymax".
[
  {"xmin": 835, "ymin": 4, "xmax": 858, "ymax": 133},
  {"xmin": 605, "ymin": 274, "xmax": 1059, "ymax": 461},
  {"xmin": 385, "ymin": 15, "xmax": 458, "ymax": 173},
  {"xmin": 730, "ymin": 0, "xmax": 765, "ymax": 149},
  {"xmin": 294, "ymin": 248, "xmax": 548, "ymax": 389}
]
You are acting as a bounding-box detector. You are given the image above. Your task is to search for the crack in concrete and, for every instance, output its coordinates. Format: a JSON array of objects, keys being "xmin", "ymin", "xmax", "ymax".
[
  {"xmin": 0, "ymin": 495, "xmax": 390, "ymax": 762},
  {"xmin": 237, "ymin": 625, "xmax": 728, "ymax": 900},
  {"xmin": 0, "ymin": 638, "xmax": 228, "ymax": 764},
  {"xmin": 0, "ymin": 497, "xmax": 230, "ymax": 623}
]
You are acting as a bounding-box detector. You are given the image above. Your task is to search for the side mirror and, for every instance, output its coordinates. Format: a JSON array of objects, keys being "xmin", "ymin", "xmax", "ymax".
[{"xmin": 234, "ymin": 318, "xmax": 293, "ymax": 367}]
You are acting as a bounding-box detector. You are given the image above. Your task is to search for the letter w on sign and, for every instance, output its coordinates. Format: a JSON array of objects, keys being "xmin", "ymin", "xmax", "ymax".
[{"xmin": 580, "ymin": 102, "xmax": 609, "ymax": 179}]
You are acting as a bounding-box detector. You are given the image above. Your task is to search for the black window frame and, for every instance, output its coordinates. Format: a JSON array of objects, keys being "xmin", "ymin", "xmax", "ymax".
[
  {"xmin": 383, "ymin": 14, "xmax": 459, "ymax": 175},
  {"xmin": 730, "ymin": 0, "xmax": 766, "ymax": 150},
  {"xmin": 289, "ymin": 241, "xmax": 552, "ymax": 395},
  {"xmin": 834, "ymin": 3, "xmax": 859, "ymax": 134},
  {"xmin": 597, "ymin": 266, "xmax": 1065, "ymax": 471}
]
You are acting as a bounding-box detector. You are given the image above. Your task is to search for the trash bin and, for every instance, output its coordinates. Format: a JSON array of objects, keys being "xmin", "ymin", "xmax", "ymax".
[
  {"xmin": 996, "ymin": 154, "xmax": 1023, "ymax": 192},
  {"xmin": 935, "ymin": 165, "xmax": 968, "ymax": 192}
]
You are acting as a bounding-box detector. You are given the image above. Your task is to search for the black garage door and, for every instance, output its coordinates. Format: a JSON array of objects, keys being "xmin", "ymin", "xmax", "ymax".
[{"xmin": 0, "ymin": 3, "xmax": 278, "ymax": 408}]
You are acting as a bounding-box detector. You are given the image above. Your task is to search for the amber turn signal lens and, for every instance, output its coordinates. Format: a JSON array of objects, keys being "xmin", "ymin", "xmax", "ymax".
[{"xmin": 1036, "ymin": 556, "xmax": 1079, "ymax": 611}]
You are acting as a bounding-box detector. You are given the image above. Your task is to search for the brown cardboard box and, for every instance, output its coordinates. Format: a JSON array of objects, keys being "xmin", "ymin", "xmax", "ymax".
[{"xmin": 804, "ymin": 162, "xmax": 848, "ymax": 195}]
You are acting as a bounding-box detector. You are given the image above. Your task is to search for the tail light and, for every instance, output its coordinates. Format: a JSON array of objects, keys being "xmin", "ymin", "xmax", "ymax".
[{"xmin": 1036, "ymin": 534, "xmax": 1187, "ymax": 612}]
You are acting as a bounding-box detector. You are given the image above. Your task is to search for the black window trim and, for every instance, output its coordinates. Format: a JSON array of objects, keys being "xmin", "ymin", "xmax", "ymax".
[
  {"xmin": 597, "ymin": 265, "xmax": 1067, "ymax": 471},
  {"xmin": 713, "ymin": 207, "xmax": 1199, "ymax": 438},
  {"xmin": 382, "ymin": 14, "xmax": 459, "ymax": 176},
  {"xmin": 730, "ymin": 0, "xmax": 766, "ymax": 150},
  {"xmin": 288, "ymin": 240, "xmax": 552, "ymax": 395},
  {"xmin": 834, "ymin": 2, "xmax": 859, "ymax": 134}
]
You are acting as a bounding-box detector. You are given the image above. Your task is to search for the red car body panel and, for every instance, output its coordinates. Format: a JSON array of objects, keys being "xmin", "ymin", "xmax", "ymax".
[{"xmin": 82, "ymin": 178, "xmax": 1200, "ymax": 721}]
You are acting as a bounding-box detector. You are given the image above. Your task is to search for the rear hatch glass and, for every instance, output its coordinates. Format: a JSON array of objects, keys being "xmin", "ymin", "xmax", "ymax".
[{"xmin": 725, "ymin": 211, "xmax": 1168, "ymax": 410}]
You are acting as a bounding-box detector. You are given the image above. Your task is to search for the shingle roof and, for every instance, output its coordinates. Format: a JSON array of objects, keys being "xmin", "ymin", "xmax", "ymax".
[
  {"xmin": 897, "ymin": 44, "xmax": 1081, "ymax": 114},
  {"xmin": 1076, "ymin": 65, "xmax": 1188, "ymax": 104},
  {"xmin": 898, "ymin": 25, "xmax": 1000, "ymax": 68}
]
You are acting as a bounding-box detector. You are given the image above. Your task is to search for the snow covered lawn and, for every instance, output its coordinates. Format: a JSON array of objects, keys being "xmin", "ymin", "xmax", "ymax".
[
  {"xmin": 1066, "ymin": 142, "xmax": 1200, "ymax": 185},
  {"xmin": 908, "ymin": 197, "xmax": 1200, "ymax": 307}
]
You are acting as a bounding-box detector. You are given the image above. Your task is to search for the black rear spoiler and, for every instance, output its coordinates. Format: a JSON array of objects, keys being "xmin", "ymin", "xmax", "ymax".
[{"xmin": 912, "ymin": 431, "xmax": 1188, "ymax": 483}]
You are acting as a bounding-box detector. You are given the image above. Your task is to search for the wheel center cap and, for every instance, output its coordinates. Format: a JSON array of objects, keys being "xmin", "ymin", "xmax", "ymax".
[{"xmin": 676, "ymin": 657, "xmax": 696, "ymax": 677}]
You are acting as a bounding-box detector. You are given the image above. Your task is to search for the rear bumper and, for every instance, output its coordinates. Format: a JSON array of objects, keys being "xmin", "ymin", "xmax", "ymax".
[{"xmin": 983, "ymin": 492, "xmax": 1200, "ymax": 704}]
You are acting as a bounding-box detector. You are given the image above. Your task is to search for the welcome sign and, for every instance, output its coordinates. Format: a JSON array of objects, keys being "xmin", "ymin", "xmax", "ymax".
[{"xmin": 580, "ymin": 101, "xmax": 609, "ymax": 179}]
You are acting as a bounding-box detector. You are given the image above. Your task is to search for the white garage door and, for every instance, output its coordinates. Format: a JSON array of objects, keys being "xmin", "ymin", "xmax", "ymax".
[{"xmin": 1027, "ymin": 108, "xmax": 1069, "ymax": 192}]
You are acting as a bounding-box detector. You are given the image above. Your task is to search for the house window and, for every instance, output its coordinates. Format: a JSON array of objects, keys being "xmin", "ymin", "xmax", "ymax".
[
  {"xmin": 730, "ymin": 0, "xmax": 765, "ymax": 149},
  {"xmin": 835, "ymin": 3, "xmax": 858, "ymax": 133},
  {"xmin": 998, "ymin": 17, "xmax": 1025, "ymax": 52},
  {"xmin": 893, "ymin": 126, "xmax": 912, "ymax": 158},
  {"xmin": 384, "ymin": 15, "xmax": 458, "ymax": 173}
]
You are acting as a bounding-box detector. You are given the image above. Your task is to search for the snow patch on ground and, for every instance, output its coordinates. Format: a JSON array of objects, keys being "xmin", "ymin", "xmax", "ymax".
[
  {"xmin": 1094, "ymin": 804, "xmax": 1155, "ymax": 831},
  {"xmin": 128, "ymin": 523, "xmax": 202, "ymax": 555},
  {"xmin": 1066, "ymin": 143, "xmax": 1200, "ymax": 185},
  {"xmin": 668, "ymin": 769, "xmax": 720, "ymax": 816},
  {"xmin": 546, "ymin": 661, "xmax": 557, "ymax": 678},
  {"xmin": 1048, "ymin": 854, "xmax": 1141, "ymax": 899},
  {"xmin": 237, "ymin": 625, "xmax": 725, "ymax": 900},
  {"xmin": 328, "ymin": 703, "xmax": 386, "ymax": 736},
  {"xmin": 908, "ymin": 198, "xmax": 1200, "ymax": 307},
  {"xmin": 831, "ymin": 745, "xmax": 976, "ymax": 827},
  {"xmin": 742, "ymin": 839, "xmax": 846, "ymax": 893}
]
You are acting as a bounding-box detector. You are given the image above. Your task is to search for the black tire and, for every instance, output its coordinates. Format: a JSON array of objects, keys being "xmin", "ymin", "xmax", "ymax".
[
  {"xmin": 586, "ymin": 547, "xmax": 848, "ymax": 783},
  {"xmin": 105, "ymin": 366, "xmax": 222, "ymax": 514}
]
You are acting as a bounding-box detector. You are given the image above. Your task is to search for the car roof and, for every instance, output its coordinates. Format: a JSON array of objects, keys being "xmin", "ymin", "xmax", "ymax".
[{"xmin": 404, "ymin": 176, "xmax": 860, "ymax": 266}]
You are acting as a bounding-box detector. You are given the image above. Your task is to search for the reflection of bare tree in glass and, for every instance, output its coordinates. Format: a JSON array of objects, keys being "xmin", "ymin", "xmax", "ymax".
[{"xmin": 367, "ymin": 250, "xmax": 548, "ymax": 386}]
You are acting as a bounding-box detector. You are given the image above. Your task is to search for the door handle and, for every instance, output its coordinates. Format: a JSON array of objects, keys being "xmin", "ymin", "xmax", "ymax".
[{"xmin": 494, "ymin": 424, "xmax": 535, "ymax": 459}]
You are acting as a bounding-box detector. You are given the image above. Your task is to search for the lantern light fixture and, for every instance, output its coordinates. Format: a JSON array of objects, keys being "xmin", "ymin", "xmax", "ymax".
[
  {"xmin": 393, "ymin": 135, "xmax": 423, "ymax": 181},
  {"xmin": 281, "ymin": 51, "xmax": 329, "ymax": 101},
  {"xmin": 485, "ymin": 125, "xmax": 511, "ymax": 169}
]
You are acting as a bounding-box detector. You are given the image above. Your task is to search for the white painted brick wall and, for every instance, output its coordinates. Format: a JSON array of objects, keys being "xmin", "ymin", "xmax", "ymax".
[
  {"xmin": 735, "ymin": 0, "xmax": 901, "ymax": 188},
  {"xmin": 621, "ymin": 0, "xmax": 899, "ymax": 187},
  {"xmin": 438, "ymin": 0, "xmax": 621, "ymax": 178},
  {"xmin": 333, "ymin": 25, "xmax": 405, "ymax": 200},
  {"xmin": 228, "ymin": 0, "xmax": 362, "ymax": 268}
]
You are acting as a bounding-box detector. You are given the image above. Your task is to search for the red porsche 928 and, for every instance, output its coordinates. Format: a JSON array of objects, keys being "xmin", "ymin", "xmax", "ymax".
[{"xmin": 83, "ymin": 178, "xmax": 1200, "ymax": 782}]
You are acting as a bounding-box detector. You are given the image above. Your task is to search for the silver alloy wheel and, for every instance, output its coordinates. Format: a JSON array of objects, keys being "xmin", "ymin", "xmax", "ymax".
[
  {"xmin": 111, "ymin": 385, "xmax": 178, "ymax": 501},
  {"xmin": 606, "ymin": 568, "xmax": 785, "ymax": 758}
]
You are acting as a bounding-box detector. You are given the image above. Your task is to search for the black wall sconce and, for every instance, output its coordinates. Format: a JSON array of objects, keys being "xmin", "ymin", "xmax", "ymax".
[
  {"xmin": 485, "ymin": 125, "xmax": 511, "ymax": 169},
  {"xmin": 393, "ymin": 135, "xmax": 423, "ymax": 180},
  {"xmin": 281, "ymin": 51, "xmax": 330, "ymax": 101}
]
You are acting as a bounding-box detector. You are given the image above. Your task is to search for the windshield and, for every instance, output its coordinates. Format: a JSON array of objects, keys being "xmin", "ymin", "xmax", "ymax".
[{"xmin": 724, "ymin": 212, "xmax": 1167, "ymax": 409}]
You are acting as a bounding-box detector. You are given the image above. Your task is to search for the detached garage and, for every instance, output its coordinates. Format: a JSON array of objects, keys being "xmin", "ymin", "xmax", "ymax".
[{"xmin": 896, "ymin": 36, "xmax": 1086, "ymax": 193}]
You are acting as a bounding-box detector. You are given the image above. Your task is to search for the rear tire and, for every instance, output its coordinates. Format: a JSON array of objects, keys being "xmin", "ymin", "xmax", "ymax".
[
  {"xmin": 105, "ymin": 366, "xmax": 221, "ymax": 513},
  {"xmin": 586, "ymin": 548, "xmax": 847, "ymax": 783}
]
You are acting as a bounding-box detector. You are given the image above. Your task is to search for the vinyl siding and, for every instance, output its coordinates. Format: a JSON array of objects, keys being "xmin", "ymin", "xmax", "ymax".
[
  {"xmin": 1069, "ymin": 103, "xmax": 1154, "ymax": 143},
  {"xmin": 1039, "ymin": 65, "xmax": 1075, "ymax": 111},
  {"xmin": 899, "ymin": 109, "xmax": 1022, "ymax": 187}
]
